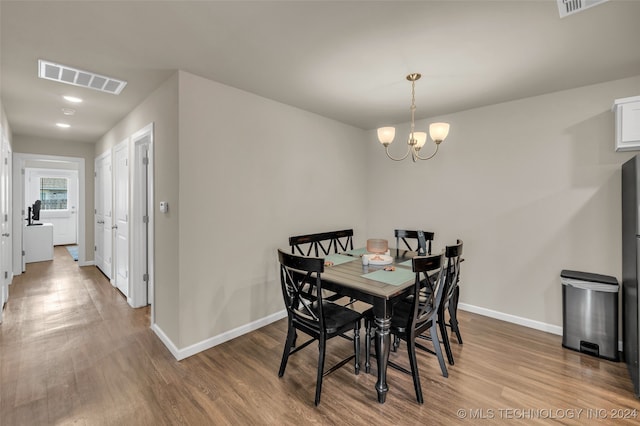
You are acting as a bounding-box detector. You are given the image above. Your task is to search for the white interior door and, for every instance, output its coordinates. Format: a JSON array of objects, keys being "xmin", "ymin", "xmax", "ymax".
[
  {"xmin": 103, "ymin": 156, "xmax": 112, "ymax": 279},
  {"xmin": 130, "ymin": 123, "xmax": 153, "ymax": 309},
  {"xmin": 0, "ymin": 136, "xmax": 11, "ymax": 315},
  {"xmin": 25, "ymin": 168, "xmax": 78, "ymax": 245},
  {"xmin": 95, "ymin": 152, "xmax": 113, "ymax": 280},
  {"xmin": 113, "ymin": 142, "xmax": 129, "ymax": 297},
  {"xmin": 94, "ymin": 156, "xmax": 104, "ymax": 273}
]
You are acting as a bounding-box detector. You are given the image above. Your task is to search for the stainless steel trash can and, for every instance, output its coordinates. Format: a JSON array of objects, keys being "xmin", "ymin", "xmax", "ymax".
[{"xmin": 561, "ymin": 269, "xmax": 619, "ymax": 361}]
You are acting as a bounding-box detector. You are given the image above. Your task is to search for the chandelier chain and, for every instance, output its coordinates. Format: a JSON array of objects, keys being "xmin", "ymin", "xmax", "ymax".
[{"xmin": 410, "ymin": 79, "xmax": 416, "ymax": 141}]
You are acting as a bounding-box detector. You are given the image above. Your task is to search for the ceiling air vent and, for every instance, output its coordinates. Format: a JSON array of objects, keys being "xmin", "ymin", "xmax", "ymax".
[
  {"xmin": 38, "ymin": 59, "xmax": 127, "ymax": 95},
  {"xmin": 557, "ymin": 0, "xmax": 609, "ymax": 18}
]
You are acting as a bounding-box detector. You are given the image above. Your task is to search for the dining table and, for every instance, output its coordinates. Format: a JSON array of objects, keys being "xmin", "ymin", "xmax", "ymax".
[{"xmin": 319, "ymin": 247, "xmax": 418, "ymax": 403}]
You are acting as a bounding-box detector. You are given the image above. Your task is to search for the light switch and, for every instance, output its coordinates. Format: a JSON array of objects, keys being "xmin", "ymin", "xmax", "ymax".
[{"xmin": 159, "ymin": 201, "xmax": 168, "ymax": 213}]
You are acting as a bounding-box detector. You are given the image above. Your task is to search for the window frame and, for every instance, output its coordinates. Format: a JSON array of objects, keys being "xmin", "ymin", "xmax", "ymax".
[{"xmin": 39, "ymin": 176, "xmax": 70, "ymax": 211}]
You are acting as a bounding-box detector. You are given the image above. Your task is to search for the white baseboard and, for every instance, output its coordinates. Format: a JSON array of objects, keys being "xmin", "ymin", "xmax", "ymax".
[
  {"xmin": 458, "ymin": 302, "xmax": 563, "ymax": 335},
  {"xmin": 79, "ymin": 260, "xmax": 95, "ymax": 267},
  {"xmin": 151, "ymin": 323, "xmax": 181, "ymax": 359},
  {"xmin": 152, "ymin": 302, "xmax": 625, "ymax": 361},
  {"xmin": 458, "ymin": 303, "xmax": 623, "ymax": 352},
  {"xmin": 152, "ymin": 310, "xmax": 288, "ymax": 361}
]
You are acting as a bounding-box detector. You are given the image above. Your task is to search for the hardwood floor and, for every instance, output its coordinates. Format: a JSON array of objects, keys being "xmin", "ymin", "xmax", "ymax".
[{"xmin": 1, "ymin": 247, "xmax": 639, "ymax": 425}]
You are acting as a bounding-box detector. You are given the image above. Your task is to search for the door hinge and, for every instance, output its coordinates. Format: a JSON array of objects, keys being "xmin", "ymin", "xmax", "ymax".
[
  {"xmin": 22, "ymin": 209, "xmax": 25, "ymax": 216},
  {"xmin": 4, "ymin": 214, "xmax": 7, "ymax": 222},
  {"xmin": 4, "ymin": 271, "xmax": 8, "ymax": 279},
  {"xmin": 4, "ymin": 157, "xmax": 7, "ymax": 165},
  {"xmin": 142, "ymin": 157, "xmax": 149, "ymax": 165},
  {"xmin": 94, "ymin": 245, "xmax": 97, "ymax": 252},
  {"xmin": 22, "ymin": 250, "xmax": 25, "ymax": 256},
  {"xmin": 143, "ymin": 273, "xmax": 149, "ymax": 283},
  {"xmin": 21, "ymin": 168, "xmax": 25, "ymax": 175},
  {"xmin": 142, "ymin": 215, "xmax": 149, "ymax": 224},
  {"xmin": 95, "ymin": 171, "xmax": 97, "ymax": 177}
]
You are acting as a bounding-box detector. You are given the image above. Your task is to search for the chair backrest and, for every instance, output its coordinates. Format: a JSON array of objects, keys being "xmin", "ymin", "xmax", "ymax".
[
  {"xmin": 394, "ymin": 229, "xmax": 434, "ymax": 255},
  {"xmin": 289, "ymin": 229, "xmax": 354, "ymax": 256},
  {"xmin": 278, "ymin": 248, "xmax": 325, "ymax": 328},
  {"xmin": 410, "ymin": 252, "xmax": 446, "ymax": 330},
  {"xmin": 442, "ymin": 240, "xmax": 463, "ymax": 308}
]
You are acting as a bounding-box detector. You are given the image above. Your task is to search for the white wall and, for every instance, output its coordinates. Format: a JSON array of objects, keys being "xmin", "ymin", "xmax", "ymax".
[
  {"xmin": 365, "ymin": 75, "xmax": 640, "ymax": 329},
  {"xmin": 177, "ymin": 71, "xmax": 368, "ymax": 348},
  {"xmin": 1, "ymin": 104, "xmax": 10, "ymax": 143}
]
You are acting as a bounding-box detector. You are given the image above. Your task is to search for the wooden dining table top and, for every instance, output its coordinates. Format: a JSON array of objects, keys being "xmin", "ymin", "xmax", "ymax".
[{"xmin": 320, "ymin": 248, "xmax": 419, "ymax": 301}]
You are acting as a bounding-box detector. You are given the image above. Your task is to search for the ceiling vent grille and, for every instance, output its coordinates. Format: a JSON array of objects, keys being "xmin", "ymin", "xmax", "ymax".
[
  {"xmin": 38, "ymin": 59, "xmax": 127, "ymax": 95},
  {"xmin": 557, "ymin": 0, "xmax": 609, "ymax": 18}
]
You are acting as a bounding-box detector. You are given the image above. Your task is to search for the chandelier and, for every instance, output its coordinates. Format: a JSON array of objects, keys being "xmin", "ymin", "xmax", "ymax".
[{"xmin": 377, "ymin": 73, "xmax": 450, "ymax": 162}]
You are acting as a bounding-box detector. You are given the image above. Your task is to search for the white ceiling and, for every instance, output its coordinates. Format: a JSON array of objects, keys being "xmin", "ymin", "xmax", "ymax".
[{"xmin": 2, "ymin": 0, "xmax": 640, "ymax": 143}]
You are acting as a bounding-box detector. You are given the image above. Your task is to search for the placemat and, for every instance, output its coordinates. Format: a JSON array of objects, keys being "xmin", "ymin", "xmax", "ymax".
[
  {"xmin": 361, "ymin": 268, "xmax": 415, "ymax": 286},
  {"xmin": 343, "ymin": 247, "xmax": 368, "ymax": 256},
  {"xmin": 398, "ymin": 259, "xmax": 413, "ymax": 268},
  {"xmin": 325, "ymin": 253, "xmax": 358, "ymax": 266}
]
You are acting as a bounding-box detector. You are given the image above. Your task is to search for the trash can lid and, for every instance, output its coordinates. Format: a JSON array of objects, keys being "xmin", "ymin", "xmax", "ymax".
[{"xmin": 560, "ymin": 269, "xmax": 617, "ymax": 285}]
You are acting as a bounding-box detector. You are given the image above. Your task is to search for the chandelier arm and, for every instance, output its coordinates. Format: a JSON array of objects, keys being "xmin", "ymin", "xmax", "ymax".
[
  {"xmin": 413, "ymin": 143, "xmax": 440, "ymax": 161},
  {"xmin": 385, "ymin": 145, "xmax": 411, "ymax": 161}
]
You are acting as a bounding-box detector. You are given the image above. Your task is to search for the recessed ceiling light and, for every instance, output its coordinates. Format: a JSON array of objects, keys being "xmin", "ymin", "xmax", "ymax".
[
  {"xmin": 56, "ymin": 123, "xmax": 71, "ymax": 128},
  {"xmin": 63, "ymin": 95, "xmax": 83, "ymax": 103},
  {"xmin": 62, "ymin": 108, "xmax": 76, "ymax": 116}
]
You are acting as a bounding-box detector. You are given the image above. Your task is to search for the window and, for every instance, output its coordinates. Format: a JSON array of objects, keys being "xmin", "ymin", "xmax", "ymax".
[{"xmin": 40, "ymin": 177, "xmax": 68, "ymax": 210}]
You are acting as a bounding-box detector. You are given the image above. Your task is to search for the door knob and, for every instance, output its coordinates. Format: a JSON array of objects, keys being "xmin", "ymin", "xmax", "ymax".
[{"xmin": 112, "ymin": 225, "xmax": 118, "ymax": 229}]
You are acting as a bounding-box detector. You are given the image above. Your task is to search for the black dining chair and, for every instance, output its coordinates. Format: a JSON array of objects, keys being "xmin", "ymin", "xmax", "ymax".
[
  {"xmin": 289, "ymin": 229, "xmax": 354, "ymax": 257},
  {"xmin": 389, "ymin": 229, "xmax": 435, "ymax": 351},
  {"xmin": 394, "ymin": 229, "xmax": 434, "ymax": 255},
  {"xmin": 289, "ymin": 230, "xmax": 355, "ymax": 305},
  {"xmin": 364, "ymin": 252, "xmax": 448, "ymax": 404},
  {"xmin": 404, "ymin": 240, "xmax": 464, "ymax": 366},
  {"xmin": 277, "ymin": 249, "xmax": 363, "ymax": 406},
  {"xmin": 432, "ymin": 239, "xmax": 464, "ymax": 365}
]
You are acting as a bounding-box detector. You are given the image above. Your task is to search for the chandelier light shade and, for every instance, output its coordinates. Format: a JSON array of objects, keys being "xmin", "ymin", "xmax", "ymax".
[{"xmin": 377, "ymin": 73, "xmax": 450, "ymax": 162}]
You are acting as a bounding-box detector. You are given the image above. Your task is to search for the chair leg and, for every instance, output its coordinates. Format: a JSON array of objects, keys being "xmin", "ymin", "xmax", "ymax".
[
  {"xmin": 353, "ymin": 322, "xmax": 361, "ymax": 375},
  {"xmin": 438, "ymin": 311, "xmax": 455, "ymax": 365},
  {"xmin": 315, "ymin": 336, "xmax": 327, "ymax": 406},
  {"xmin": 392, "ymin": 334, "xmax": 400, "ymax": 352},
  {"xmin": 449, "ymin": 287, "xmax": 463, "ymax": 344},
  {"xmin": 407, "ymin": 334, "xmax": 424, "ymax": 404},
  {"xmin": 430, "ymin": 322, "xmax": 448, "ymax": 378},
  {"xmin": 448, "ymin": 303, "xmax": 463, "ymax": 344},
  {"xmin": 278, "ymin": 325, "xmax": 296, "ymax": 377}
]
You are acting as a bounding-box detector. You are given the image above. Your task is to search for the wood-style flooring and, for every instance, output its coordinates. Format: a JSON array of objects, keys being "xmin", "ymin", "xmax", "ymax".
[{"xmin": 1, "ymin": 247, "xmax": 639, "ymax": 425}]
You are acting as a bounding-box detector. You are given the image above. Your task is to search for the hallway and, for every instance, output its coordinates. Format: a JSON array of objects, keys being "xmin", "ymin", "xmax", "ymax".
[{"xmin": 0, "ymin": 247, "xmax": 158, "ymax": 424}]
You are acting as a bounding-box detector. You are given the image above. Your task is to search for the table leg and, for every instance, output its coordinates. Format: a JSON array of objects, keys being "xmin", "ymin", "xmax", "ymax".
[{"xmin": 374, "ymin": 315, "xmax": 391, "ymax": 403}]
